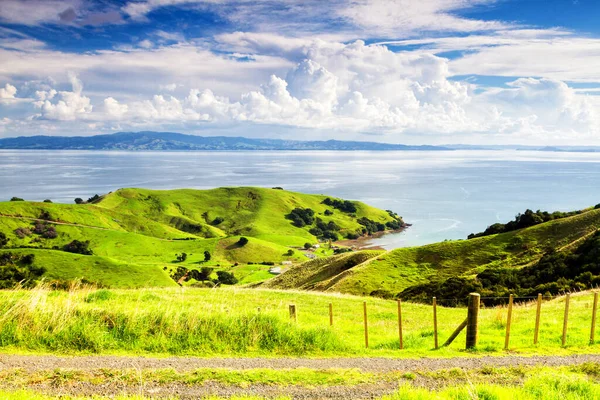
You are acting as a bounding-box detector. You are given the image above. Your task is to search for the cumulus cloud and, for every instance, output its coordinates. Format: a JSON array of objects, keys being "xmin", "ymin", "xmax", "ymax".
[
  {"xmin": 33, "ymin": 73, "xmax": 93, "ymax": 120},
  {"xmin": 0, "ymin": 83, "xmax": 17, "ymax": 100}
]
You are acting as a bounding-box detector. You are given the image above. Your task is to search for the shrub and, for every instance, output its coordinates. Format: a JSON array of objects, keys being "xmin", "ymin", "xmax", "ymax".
[
  {"xmin": 63, "ymin": 240, "xmax": 93, "ymax": 255},
  {"xmin": 216, "ymin": 271, "xmax": 238, "ymax": 285},
  {"xmin": 87, "ymin": 194, "xmax": 101, "ymax": 203},
  {"xmin": 43, "ymin": 199, "xmax": 52, "ymax": 203},
  {"xmin": 304, "ymin": 243, "xmax": 312, "ymax": 250},
  {"xmin": 74, "ymin": 198, "xmax": 84, "ymax": 204},
  {"xmin": 211, "ymin": 217, "xmax": 224, "ymax": 225},
  {"xmin": 324, "ymin": 209, "xmax": 333, "ymax": 216},
  {"xmin": 14, "ymin": 227, "xmax": 31, "ymax": 239},
  {"xmin": 203, "ymin": 250, "xmax": 211, "ymax": 262},
  {"xmin": 238, "ymin": 237, "xmax": 249, "ymax": 246},
  {"xmin": 285, "ymin": 249, "xmax": 294, "ymax": 256},
  {"xmin": 9, "ymin": 197, "xmax": 24, "ymax": 202},
  {"xmin": 38, "ymin": 210, "xmax": 53, "ymax": 221},
  {"xmin": 0, "ymin": 232, "xmax": 8, "ymax": 248}
]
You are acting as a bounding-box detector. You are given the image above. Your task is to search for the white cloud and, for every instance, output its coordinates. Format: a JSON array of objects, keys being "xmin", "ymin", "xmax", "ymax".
[
  {"xmin": 33, "ymin": 73, "xmax": 93, "ymax": 120},
  {"xmin": 0, "ymin": 83, "xmax": 17, "ymax": 100},
  {"xmin": 338, "ymin": 0, "xmax": 509, "ymax": 36}
]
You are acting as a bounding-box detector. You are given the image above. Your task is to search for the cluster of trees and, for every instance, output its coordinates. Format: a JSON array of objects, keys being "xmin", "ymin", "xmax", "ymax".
[
  {"xmin": 468, "ymin": 209, "xmax": 583, "ymax": 239},
  {"xmin": 399, "ymin": 231, "xmax": 600, "ymax": 306},
  {"xmin": 74, "ymin": 194, "xmax": 102, "ymax": 205},
  {"xmin": 322, "ymin": 198, "xmax": 357, "ymax": 213},
  {"xmin": 309, "ymin": 218, "xmax": 341, "ymax": 240},
  {"xmin": 32, "ymin": 223, "xmax": 57, "ymax": 239},
  {"xmin": 0, "ymin": 251, "xmax": 45, "ymax": 289},
  {"xmin": 287, "ymin": 208, "xmax": 315, "ymax": 227},
  {"xmin": 170, "ymin": 266, "xmax": 238, "ymax": 286}
]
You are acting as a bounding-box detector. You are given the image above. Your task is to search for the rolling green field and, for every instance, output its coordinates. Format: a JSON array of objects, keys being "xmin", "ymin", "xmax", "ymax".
[
  {"xmin": 0, "ymin": 187, "xmax": 400, "ymax": 288},
  {"xmin": 269, "ymin": 208, "xmax": 600, "ymax": 297},
  {"xmin": 1, "ymin": 286, "xmax": 599, "ymax": 357}
]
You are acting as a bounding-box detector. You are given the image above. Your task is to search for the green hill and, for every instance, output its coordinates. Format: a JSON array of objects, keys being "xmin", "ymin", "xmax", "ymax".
[
  {"xmin": 0, "ymin": 187, "xmax": 402, "ymax": 288},
  {"xmin": 267, "ymin": 207, "xmax": 600, "ymax": 298}
]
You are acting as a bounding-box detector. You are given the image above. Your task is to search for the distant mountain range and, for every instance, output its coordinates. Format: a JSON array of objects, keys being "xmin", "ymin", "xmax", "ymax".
[
  {"xmin": 0, "ymin": 131, "xmax": 599, "ymax": 152},
  {"xmin": 0, "ymin": 131, "xmax": 447, "ymax": 151}
]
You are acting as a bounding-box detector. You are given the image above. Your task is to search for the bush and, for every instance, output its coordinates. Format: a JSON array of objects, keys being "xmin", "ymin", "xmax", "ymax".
[
  {"xmin": 43, "ymin": 199, "xmax": 52, "ymax": 203},
  {"xmin": 211, "ymin": 217, "xmax": 224, "ymax": 225},
  {"xmin": 238, "ymin": 237, "xmax": 249, "ymax": 246},
  {"xmin": 286, "ymin": 208, "xmax": 315, "ymax": 227},
  {"xmin": 304, "ymin": 243, "xmax": 312, "ymax": 250},
  {"xmin": 74, "ymin": 198, "xmax": 84, "ymax": 204},
  {"xmin": 14, "ymin": 227, "xmax": 31, "ymax": 239},
  {"xmin": 321, "ymin": 198, "xmax": 357, "ymax": 213},
  {"xmin": 87, "ymin": 194, "xmax": 101, "ymax": 203},
  {"xmin": 10, "ymin": 197, "xmax": 24, "ymax": 202},
  {"xmin": 0, "ymin": 232, "xmax": 8, "ymax": 248},
  {"xmin": 216, "ymin": 271, "xmax": 238, "ymax": 285},
  {"xmin": 285, "ymin": 249, "xmax": 294, "ymax": 256},
  {"xmin": 63, "ymin": 240, "xmax": 93, "ymax": 255},
  {"xmin": 39, "ymin": 210, "xmax": 53, "ymax": 221},
  {"xmin": 203, "ymin": 250, "xmax": 211, "ymax": 262},
  {"xmin": 324, "ymin": 209, "xmax": 333, "ymax": 216}
]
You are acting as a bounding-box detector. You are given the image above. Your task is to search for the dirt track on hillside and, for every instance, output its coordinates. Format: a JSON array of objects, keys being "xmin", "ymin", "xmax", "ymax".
[{"xmin": 1, "ymin": 354, "xmax": 599, "ymax": 399}]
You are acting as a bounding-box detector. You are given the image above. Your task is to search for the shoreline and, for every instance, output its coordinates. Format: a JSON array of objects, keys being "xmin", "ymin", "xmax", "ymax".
[{"xmin": 334, "ymin": 225, "xmax": 410, "ymax": 250}]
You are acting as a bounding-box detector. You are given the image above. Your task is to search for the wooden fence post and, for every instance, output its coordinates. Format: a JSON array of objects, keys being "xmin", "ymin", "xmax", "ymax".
[
  {"xmin": 363, "ymin": 302, "xmax": 369, "ymax": 348},
  {"xmin": 562, "ymin": 294, "xmax": 570, "ymax": 347},
  {"xmin": 289, "ymin": 304, "xmax": 296, "ymax": 322},
  {"xmin": 591, "ymin": 292, "xmax": 599, "ymax": 345},
  {"xmin": 504, "ymin": 294, "xmax": 513, "ymax": 350},
  {"xmin": 534, "ymin": 293, "xmax": 542, "ymax": 345},
  {"xmin": 398, "ymin": 299, "xmax": 404, "ymax": 350},
  {"xmin": 433, "ymin": 297, "xmax": 438, "ymax": 350},
  {"xmin": 329, "ymin": 303, "xmax": 333, "ymax": 326},
  {"xmin": 466, "ymin": 293, "xmax": 480, "ymax": 349}
]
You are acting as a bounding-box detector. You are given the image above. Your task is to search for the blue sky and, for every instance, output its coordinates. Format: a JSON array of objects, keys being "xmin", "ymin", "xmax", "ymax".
[{"xmin": 0, "ymin": 0, "xmax": 599, "ymax": 144}]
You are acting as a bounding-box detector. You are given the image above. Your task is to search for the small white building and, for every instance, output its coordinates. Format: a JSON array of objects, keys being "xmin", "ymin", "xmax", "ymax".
[{"xmin": 281, "ymin": 260, "xmax": 293, "ymax": 265}]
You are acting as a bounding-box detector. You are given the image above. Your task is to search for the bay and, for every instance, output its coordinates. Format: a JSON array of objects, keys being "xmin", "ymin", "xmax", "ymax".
[{"xmin": 1, "ymin": 149, "xmax": 599, "ymax": 249}]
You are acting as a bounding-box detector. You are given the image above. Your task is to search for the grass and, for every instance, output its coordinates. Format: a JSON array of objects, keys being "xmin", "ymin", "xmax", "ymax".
[
  {"xmin": 1, "ymin": 286, "xmax": 600, "ymax": 357},
  {"xmin": 0, "ymin": 366, "xmax": 599, "ymax": 399},
  {"xmin": 0, "ymin": 187, "xmax": 399, "ymax": 288}
]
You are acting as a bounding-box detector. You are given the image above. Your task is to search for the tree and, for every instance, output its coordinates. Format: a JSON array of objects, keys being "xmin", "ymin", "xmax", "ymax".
[
  {"xmin": 203, "ymin": 250, "xmax": 211, "ymax": 262},
  {"xmin": 238, "ymin": 237, "xmax": 249, "ymax": 246},
  {"xmin": 10, "ymin": 197, "xmax": 24, "ymax": 202},
  {"xmin": 74, "ymin": 198, "xmax": 84, "ymax": 204},
  {"xmin": 43, "ymin": 199, "xmax": 52, "ymax": 203},
  {"xmin": 304, "ymin": 242, "xmax": 312, "ymax": 250},
  {"xmin": 0, "ymin": 232, "xmax": 8, "ymax": 248},
  {"xmin": 63, "ymin": 240, "xmax": 93, "ymax": 255},
  {"xmin": 216, "ymin": 271, "xmax": 238, "ymax": 285},
  {"xmin": 285, "ymin": 249, "xmax": 294, "ymax": 256},
  {"xmin": 176, "ymin": 252, "xmax": 187, "ymax": 262},
  {"xmin": 198, "ymin": 266, "xmax": 213, "ymax": 281}
]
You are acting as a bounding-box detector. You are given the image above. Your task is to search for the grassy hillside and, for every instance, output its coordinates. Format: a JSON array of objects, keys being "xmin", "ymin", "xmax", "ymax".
[
  {"xmin": 268, "ymin": 208, "xmax": 600, "ymax": 297},
  {"xmin": 0, "ymin": 187, "xmax": 400, "ymax": 288}
]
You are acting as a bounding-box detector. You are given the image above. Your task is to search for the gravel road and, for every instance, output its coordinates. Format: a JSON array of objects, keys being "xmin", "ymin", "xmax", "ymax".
[
  {"xmin": 1, "ymin": 354, "xmax": 599, "ymax": 399},
  {"xmin": 1, "ymin": 353, "xmax": 599, "ymax": 372}
]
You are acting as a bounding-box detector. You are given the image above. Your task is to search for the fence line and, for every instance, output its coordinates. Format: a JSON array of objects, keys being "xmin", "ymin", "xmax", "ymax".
[{"xmin": 279, "ymin": 291, "xmax": 600, "ymax": 351}]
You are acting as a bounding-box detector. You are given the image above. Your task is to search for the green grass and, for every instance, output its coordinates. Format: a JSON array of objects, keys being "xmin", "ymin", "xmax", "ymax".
[
  {"xmin": 1, "ymin": 366, "xmax": 599, "ymax": 399},
  {"xmin": 0, "ymin": 187, "xmax": 398, "ymax": 288},
  {"xmin": 271, "ymin": 208, "xmax": 600, "ymax": 296},
  {"xmin": 1, "ymin": 286, "xmax": 600, "ymax": 357}
]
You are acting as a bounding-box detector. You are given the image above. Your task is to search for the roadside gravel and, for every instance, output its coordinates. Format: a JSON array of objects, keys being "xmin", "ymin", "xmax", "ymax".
[
  {"xmin": 1, "ymin": 354, "xmax": 599, "ymax": 399},
  {"xmin": 1, "ymin": 353, "xmax": 599, "ymax": 373}
]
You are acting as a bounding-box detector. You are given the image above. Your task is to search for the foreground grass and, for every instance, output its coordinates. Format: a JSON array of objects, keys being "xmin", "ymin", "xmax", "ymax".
[
  {"xmin": 1, "ymin": 286, "xmax": 600, "ymax": 356},
  {"xmin": 1, "ymin": 367, "xmax": 600, "ymax": 399}
]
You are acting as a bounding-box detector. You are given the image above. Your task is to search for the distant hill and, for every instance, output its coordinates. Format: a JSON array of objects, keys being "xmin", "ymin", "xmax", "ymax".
[
  {"xmin": 0, "ymin": 131, "xmax": 448, "ymax": 151},
  {"xmin": 0, "ymin": 187, "xmax": 402, "ymax": 288}
]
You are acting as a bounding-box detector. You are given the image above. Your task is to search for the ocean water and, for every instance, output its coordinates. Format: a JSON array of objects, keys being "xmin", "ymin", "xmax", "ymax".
[{"xmin": 1, "ymin": 149, "xmax": 600, "ymax": 249}]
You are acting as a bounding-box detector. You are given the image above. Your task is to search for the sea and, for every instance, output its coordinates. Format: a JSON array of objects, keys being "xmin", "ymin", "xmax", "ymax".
[{"xmin": 2, "ymin": 149, "xmax": 600, "ymax": 249}]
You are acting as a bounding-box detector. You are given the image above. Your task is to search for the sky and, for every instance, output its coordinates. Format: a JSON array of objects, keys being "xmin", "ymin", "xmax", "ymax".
[{"xmin": 0, "ymin": 0, "xmax": 599, "ymax": 145}]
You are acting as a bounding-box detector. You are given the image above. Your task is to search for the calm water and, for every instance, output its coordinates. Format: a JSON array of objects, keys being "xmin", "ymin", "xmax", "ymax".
[{"xmin": 1, "ymin": 150, "xmax": 600, "ymax": 249}]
